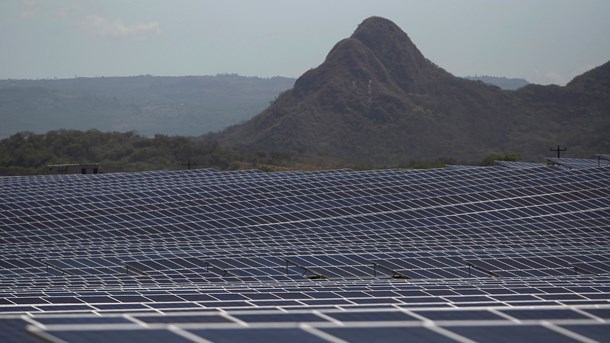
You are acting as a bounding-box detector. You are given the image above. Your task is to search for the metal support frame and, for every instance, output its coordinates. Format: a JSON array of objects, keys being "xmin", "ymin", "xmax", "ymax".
[
  {"xmin": 284, "ymin": 258, "xmax": 326, "ymax": 280},
  {"xmin": 43, "ymin": 261, "xmax": 70, "ymax": 276},
  {"xmin": 205, "ymin": 261, "xmax": 238, "ymax": 279},
  {"xmin": 124, "ymin": 263, "xmax": 148, "ymax": 276},
  {"xmin": 372, "ymin": 262, "xmax": 409, "ymax": 279},
  {"xmin": 573, "ymin": 265, "xmax": 598, "ymax": 276},
  {"xmin": 466, "ymin": 262, "xmax": 499, "ymax": 278}
]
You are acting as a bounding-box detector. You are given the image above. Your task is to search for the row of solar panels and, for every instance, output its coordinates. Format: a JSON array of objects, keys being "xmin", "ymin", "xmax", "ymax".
[
  {"xmin": 0, "ymin": 162, "xmax": 591, "ymax": 204},
  {"xmin": 2, "ymin": 272, "xmax": 610, "ymax": 342},
  {"xmin": 2, "ymin": 215, "xmax": 607, "ymax": 263},
  {"xmin": 2, "ymin": 304, "xmax": 608, "ymax": 343},
  {"xmin": 0, "ymin": 167, "xmax": 540, "ymax": 205},
  {"xmin": 1, "ymin": 168, "xmax": 607, "ymax": 240},
  {"xmin": 2, "ymin": 245, "xmax": 610, "ymax": 282},
  {"xmin": 2, "ymin": 272, "xmax": 610, "ymax": 310},
  {"xmin": 2, "ymin": 169, "xmax": 605, "ymax": 229}
]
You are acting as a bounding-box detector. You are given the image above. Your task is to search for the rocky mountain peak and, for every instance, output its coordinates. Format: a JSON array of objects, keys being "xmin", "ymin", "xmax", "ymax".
[{"xmin": 217, "ymin": 17, "xmax": 609, "ymax": 165}]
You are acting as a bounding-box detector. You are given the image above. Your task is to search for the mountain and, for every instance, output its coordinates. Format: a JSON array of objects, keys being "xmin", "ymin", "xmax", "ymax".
[
  {"xmin": 217, "ymin": 17, "xmax": 609, "ymax": 164},
  {"xmin": 0, "ymin": 75, "xmax": 295, "ymax": 139},
  {"xmin": 463, "ymin": 76, "xmax": 529, "ymax": 90},
  {"xmin": 512, "ymin": 61, "xmax": 610, "ymax": 158}
]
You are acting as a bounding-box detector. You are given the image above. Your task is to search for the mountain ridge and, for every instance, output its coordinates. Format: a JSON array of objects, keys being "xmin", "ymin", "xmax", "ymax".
[
  {"xmin": 463, "ymin": 76, "xmax": 529, "ymax": 90},
  {"xmin": 217, "ymin": 17, "xmax": 609, "ymax": 164},
  {"xmin": 0, "ymin": 74, "xmax": 295, "ymax": 139}
]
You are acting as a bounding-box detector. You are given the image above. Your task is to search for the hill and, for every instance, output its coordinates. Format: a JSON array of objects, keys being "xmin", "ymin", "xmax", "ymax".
[
  {"xmin": 217, "ymin": 17, "xmax": 609, "ymax": 165},
  {"xmin": 0, "ymin": 74, "xmax": 295, "ymax": 139}
]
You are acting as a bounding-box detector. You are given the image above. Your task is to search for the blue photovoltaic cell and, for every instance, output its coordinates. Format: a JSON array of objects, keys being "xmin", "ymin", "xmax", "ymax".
[
  {"xmin": 232, "ymin": 312, "xmax": 327, "ymax": 323},
  {"xmin": 447, "ymin": 325, "xmax": 581, "ymax": 343},
  {"xmin": 413, "ymin": 310, "xmax": 504, "ymax": 321},
  {"xmin": 133, "ymin": 314, "xmax": 232, "ymax": 324},
  {"xmin": 43, "ymin": 296, "xmax": 84, "ymax": 304},
  {"xmin": 36, "ymin": 304, "xmax": 93, "ymax": 311},
  {"xmin": 34, "ymin": 316, "xmax": 132, "ymax": 325},
  {"xmin": 189, "ymin": 328, "xmax": 329, "ymax": 343},
  {"xmin": 499, "ymin": 309, "xmax": 588, "ymax": 320},
  {"xmin": 93, "ymin": 304, "xmax": 149, "ymax": 311},
  {"xmin": 8, "ymin": 297, "xmax": 49, "ymax": 304},
  {"xmin": 77, "ymin": 296, "xmax": 120, "ymax": 303},
  {"xmin": 321, "ymin": 326, "xmax": 457, "ymax": 343},
  {"xmin": 582, "ymin": 308, "xmax": 610, "ymax": 319},
  {"xmin": 41, "ymin": 329, "xmax": 194, "ymax": 343},
  {"xmin": 0, "ymin": 318, "xmax": 41, "ymax": 343},
  {"xmin": 560, "ymin": 324, "xmax": 610, "ymax": 342},
  {"xmin": 0, "ymin": 306, "xmax": 39, "ymax": 313},
  {"xmin": 326, "ymin": 310, "xmax": 416, "ymax": 322}
]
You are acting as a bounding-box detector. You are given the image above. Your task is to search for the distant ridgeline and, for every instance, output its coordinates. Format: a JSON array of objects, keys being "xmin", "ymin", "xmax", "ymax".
[
  {"xmin": 463, "ymin": 75, "xmax": 529, "ymax": 90},
  {"xmin": 216, "ymin": 16, "xmax": 610, "ymax": 165},
  {"xmin": 0, "ymin": 74, "xmax": 295, "ymax": 139}
]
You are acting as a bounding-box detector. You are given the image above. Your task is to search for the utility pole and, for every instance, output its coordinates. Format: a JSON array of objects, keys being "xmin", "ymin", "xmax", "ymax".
[
  {"xmin": 550, "ymin": 145, "xmax": 566, "ymax": 159},
  {"xmin": 181, "ymin": 160, "xmax": 196, "ymax": 170}
]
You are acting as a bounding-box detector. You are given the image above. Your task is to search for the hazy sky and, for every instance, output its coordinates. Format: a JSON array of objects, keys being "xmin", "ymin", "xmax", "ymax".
[{"xmin": 1, "ymin": 0, "xmax": 609, "ymax": 85}]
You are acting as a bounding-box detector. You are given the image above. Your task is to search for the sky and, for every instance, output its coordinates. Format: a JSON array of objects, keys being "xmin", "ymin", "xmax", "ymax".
[{"xmin": 1, "ymin": 0, "xmax": 609, "ymax": 85}]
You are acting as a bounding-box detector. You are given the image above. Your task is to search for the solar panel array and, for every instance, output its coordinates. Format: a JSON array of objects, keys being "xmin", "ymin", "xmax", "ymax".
[{"xmin": 1, "ymin": 164, "xmax": 610, "ymax": 342}]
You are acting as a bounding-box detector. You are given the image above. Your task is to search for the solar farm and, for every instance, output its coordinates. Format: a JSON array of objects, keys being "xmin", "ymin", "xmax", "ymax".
[{"xmin": 1, "ymin": 158, "xmax": 609, "ymax": 342}]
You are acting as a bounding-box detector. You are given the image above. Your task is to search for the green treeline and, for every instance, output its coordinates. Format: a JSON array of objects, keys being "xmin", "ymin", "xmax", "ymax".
[
  {"xmin": 0, "ymin": 130, "xmax": 525, "ymax": 176},
  {"xmin": 0, "ymin": 130, "xmax": 244, "ymax": 175}
]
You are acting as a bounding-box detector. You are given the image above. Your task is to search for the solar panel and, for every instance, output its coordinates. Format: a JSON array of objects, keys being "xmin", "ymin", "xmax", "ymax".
[
  {"xmin": 321, "ymin": 326, "xmax": 457, "ymax": 343},
  {"xmin": 1, "ymin": 165, "xmax": 610, "ymax": 341},
  {"xmin": 495, "ymin": 160, "xmax": 547, "ymax": 169},
  {"xmin": 31, "ymin": 328, "xmax": 196, "ymax": 343},
  {"xmin": 446, "ymin": 325, "xmax": 582, "ymax": 343},
  {"xmin": 186, "ymin": 327, "xmax": 330, "ymax": 343},
  {"xmin": 559, "ymin": 324, "xmax": 610, "ymax": 342},
  {"xmin": 546, "ymin": 157, "xmax": 608, "ymax": 170}
]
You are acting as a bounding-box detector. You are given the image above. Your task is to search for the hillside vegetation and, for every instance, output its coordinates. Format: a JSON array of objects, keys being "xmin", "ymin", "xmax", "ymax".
[
  {"xmin": 0, "ymin": 130, "xmax": 244, "ymax": 175},
  {"xmin": 1, "ymin": 129, "xmax": 527, "ymax": 175}
]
